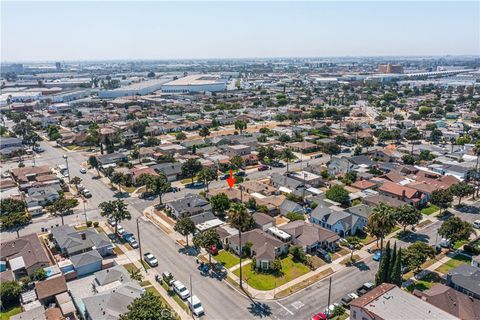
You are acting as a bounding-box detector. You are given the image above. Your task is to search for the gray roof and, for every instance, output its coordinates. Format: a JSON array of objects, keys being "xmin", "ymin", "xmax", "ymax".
[
  {"xmin": 94, "ymin": 265, "xmax": 130, "ymax": 286},
  {"xmin": 51, "ymin": 225, "xmax": 112, "ymax": 255},
  {"xmin": 83, "ymin": 282, "xmax": 143, "ymax": 320},
  {"xmin": 167, "ymin": 194, "xmax": 211, "ymax": 216},
  {"xmin": 346, "ymin": 204, "xmax": 373, "ymax": 220},
  {"xmin": 151, "ymin": 162, "xmax": 182, "ymax": 176},
  {"xmin": 189, "ymin": 211, "xmax": 217, "ymax": 225},
  {"xmin": 280, "ymin": 199, "xmax": 305, "ymax": 214},
  {"xmin": 70, "ymin": 250, "xmax": 103, "ymax": 268},
  {"xmin": 279, "ymin": 221, "xmax": 339, "ymax": 247},
  {"xmin": 270, "ymin": 172, "xmax": 304, "ymax": 190},
  {"xmin": 448, "ymin": 264, "xmax": 480, "ymax": 296}
]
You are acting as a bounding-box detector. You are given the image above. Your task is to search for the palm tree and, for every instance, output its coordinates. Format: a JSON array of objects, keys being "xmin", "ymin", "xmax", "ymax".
[
  {"xmin": 366, "ymin": 203, "xmax": 396, "ymax": 254},
  {"xmin": 281, "ymin": 148, "xmax": 295, "ymax": 173},
  {"xmin": 227, "ymin": 203, "xmax": 254, "ymax": 289}
]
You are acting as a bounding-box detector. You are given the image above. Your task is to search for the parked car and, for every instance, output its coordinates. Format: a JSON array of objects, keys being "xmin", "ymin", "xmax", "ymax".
[
  {"xmin": 234, "ymin": 171, "xmax": 246, "ymax": 177},
  {"xmin": 270, "ymin": 161, "xmax": 285, "ymax": 168},
  {"xmin": 373, "ymin": 250, "xmax": 382, "ymax": 261},
  {"xmin": 82, "ymin": 189, "xmax": 92, "ymax": 198},
  {"xmin": 143, "ymin": 252, "xmax": 158, "ymax": 267},
  {"xmin": 474, "ymin": 220, "xmax": 480, "ymax": 229},
  {"xmin": 258, "ymin": 165, "xmax": 269, "ymax": 171},
  {"xmin": 107, "ymin": 218, "xmax": 116, "ymax": 226},
  {"xmin": 356, "ymin": 282, "xmax": 374, "ymax": 296},
  {"xmin": 118, "ymin": 148, "xmax": 127, "ymax": 152},
  {"xmin": 139, "ymin": 192, "xmax": 156, "ymax": 200},
  {"xmin": 127, "ymin": 237, "xmax": 138, "ymax": 249},
  {"xmin": 79, "ymin": 168, "xmax": 87, "ymax": 174},
  {"xmin": 172, "ymin": 280, "xmax": 190, "ymax": 300},
  {"xmin": 116, "ymin": 225, "xmax": 125, "ymax": 236},
  {"xmin": 311, "ymin": 312, "xmax": 327, "ymax": 320},
  {"xmin": 439, "ymin": 238, "xmax": 452, "ymax": 248},
  {"xmin": 220, "ymin": 174, "xmax": 229, "ymax": 180},
  {"xmin": 123, "ymin": 232, "xmax": 134, "ymax": 241},
  {"xmin": 188, "ymin": 295, "xmax": 205, "ymax": 317},
  {"xmin": 340, "ymin": 292, "xmax": 359, "ymax": 308},
  {"xmin": 162, "ymin": 271, "xmax": 175, "ymax": 285},
  {"xmin": 317, "ymin": 248, "xmax": 331, "ymax": 263},
  {"xmin": 206, "ymin": 244, "xmax": 218, "ymax": 255}
]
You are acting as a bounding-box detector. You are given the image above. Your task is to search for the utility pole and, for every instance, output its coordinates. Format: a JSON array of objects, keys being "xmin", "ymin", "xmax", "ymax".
[
  {"xmin": 63, "ymin": 154, "xmax": 71, "ymax": 185},
  {"xmin": 327, "ymin": 277, "xmax": 332, "ymax": 314},
  {"xmin": 137, "ymin": 217, "xmax": 146, "ymax": 272},
  {"xmin": 189, "ymin": 274, "xmax": 193, "ymax": 316},
  {"xmin": 83, "ymin": 200, "xmax": 88, "ymax": 224}
]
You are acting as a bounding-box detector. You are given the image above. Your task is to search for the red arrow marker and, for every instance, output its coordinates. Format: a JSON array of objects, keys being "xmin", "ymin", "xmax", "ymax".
[{"xmin": 226, "ymin": 169, "xmax": 235, "ymax": 188}]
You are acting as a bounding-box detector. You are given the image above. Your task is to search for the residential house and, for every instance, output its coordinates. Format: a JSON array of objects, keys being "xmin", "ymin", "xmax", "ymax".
[
  {"xmin": 279, "ymin": 221, "xmax": 339, "ymax": 253},
  {"xmin": 269, "ymin": 172, "xmax": 306, "ymax": 197},
  {"xmin": 253, "ymin": 212, "xmax": 275, "ymax": 231},
  {"xmin": 0, "ymin": 233, "xmax": 50, "ymax": 277},
  {"xmin": 96, "ymin": 153, "xmax": 128, "ymax": 167},
  {"xmin": 150, "ymin": 162, "xmax": 183, "ymax": 182},
  {"xmin": 289, "ymin": 171, "xmax": 324, "ymax": 187},
  {"xmin": 349, "ymin": 283, "xmax": 458, "ymax": 320},
  {"xmin": 378, "ymin": 181, "xmax": 426, "ymax": 207},
  {"xmin": 327, "ymin": 157, "xmax": 355, "ymax": 177},
  {"xmin": 310, "ymin": 202, "xmax": 365, "ymax": 237},
  {"xmin": 11, "ymin": 165, "xmax": 53, "ymax": 185},
  {"xmin": 240, "ymin": 180, "xmax": 277, "ymax": 196},
  {"xmin": 157, "ymin": 143, "xmax": 188, "ymax": 155},
  {"xmin": 0, "ymin": 137, "xmax": 23, "ymax": 157},
  {"xmin": 51, "ymin": 225, "xmax": 114, "ymax": 257},
  {"xmin": 414, "ymin": 283, "xmax": 480, "ymax": 320},
  {"xmin": 446, "ymin": 264, "xmax": 480, "ymax": 299},
  {"xmin": 35, "ymin": 275, "xmax": 68, "ymax": 304},
  {"xmin": 165, "ymin": 194, "xmax": 212, "ymax": 219},
  {"xmin": 279, "ymin": 199, "xmax": 305, "ymax": 216},
  {"xmin": 363, "ymin": 193, "xmax": 408, "ymax": 209},
  {"xmin": 25, "ymin": 185, "xmax": 60, "ymax": 208},
  {"xmin": 225, "ymin": 144, "xmax": 251, "ymax": 158},
  {"xmin": 70, "ymin": 250, "xmax": 103, "ymax": 277},
  {"xmin": 226, "ymin": 229, "xmax": 288, "ymax": 270},
  {"xmin": 286, "ymin": 141, "xmax": 319, "ymax": 153}
]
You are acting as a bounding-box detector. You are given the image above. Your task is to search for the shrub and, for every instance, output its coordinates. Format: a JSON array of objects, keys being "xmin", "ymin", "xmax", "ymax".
[
  {"xmin": 93, "ymin": 221, "xmax": 99, "ymax": 227},
  {"xmin": 86, "ymin": 221, "xmax": 93, "ymax": 227}
]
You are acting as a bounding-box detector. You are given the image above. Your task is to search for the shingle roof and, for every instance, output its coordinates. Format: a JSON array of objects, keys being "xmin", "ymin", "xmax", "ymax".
[
  {"xmin": 70, "ymin": 250, "xmax": 102, "ymax": 268},
  {"xmin": 0, "ymin": 233, "xmax": 50, "ymax": 271},
  {"xmin": 35, "ymin": 275, "xmax": 67, "ymax": 300}
]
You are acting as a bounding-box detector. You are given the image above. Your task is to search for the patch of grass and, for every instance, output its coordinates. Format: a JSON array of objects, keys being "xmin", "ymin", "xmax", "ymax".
[
  {"xmin": 0, "ymin": 306, "xmax": 21, "ymax": 320},
  {"xmin": 233, "ymin": 256, "xmax": 310, "ymax": 291},
  {"xmin": 454, "ymin": 240, "xmax": 468, "ymax": 250},
  {"xmin": 331, "ymin": 247, "xmax": 350, "ymax": 260},
  {"xmin": 214, "ymin": 250, "xmax": 240, "ymax": 269},
  {"xmin": 74, "ymin": 225, "xmax": 88, "ymax": 231},
  {"xmin": 95, "ymin": 226, "xmax": 106, "ymax": 233},
  {"xmin": 113, "ymin": 246, "xmax": 124, "ymax": 255},
  {"xmin": 421, "ymin": 204, "xmax": 439, "ymax": 215},
  {"xmin": 435, "ymin": 254, "xmax": 471, "ymax": 274},
  {"xmin": 340, "ymin": 254, "xmax": 361, "ymax": 266},
  {"xmin": 140, "ymin": 280, "xmax": 152, "ymax": 287},
  {"xmin": 406, "ymin": 272, "xmax": 443, "ymax": 293},
  {"xmin": 275, "ymin": 267, "xmax": 333, "ymax": 299},
  {"xmin": 66, "ymin": 145, "xmax": 77, "ymax": 150},
  {"xmin": 357, "ymin": 231, "xmax": 376, "ymax": 245},
  {"xmin": 123, "ymin": 263, "xmax": 139, "ymax": 273},
  {"xmin": 145, "ymin": 286, "xmax": 180, "ymax": 319},
  {"xmin": 140, "ymin": 260, "xmax": 151, "ymax": 270},
  {"xmin": 121, "ymin": 185, "xmax": 136, "ymax": 193},
  {"xmin": 417, "ymin": 219, "xmax": 432, "ymax": 229},
  {"xmin": 310, "ymin": 255, "xmax": 327, "ymax": 270},
  {"xmin": 330, "ymin": 313, "xmax": 349, "ymax": 320}
]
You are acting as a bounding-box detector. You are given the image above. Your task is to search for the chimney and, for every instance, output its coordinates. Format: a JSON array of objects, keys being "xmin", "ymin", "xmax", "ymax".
[{"xmin": 81, "ymin": 233, "xmax": 86, "ymax": 240}]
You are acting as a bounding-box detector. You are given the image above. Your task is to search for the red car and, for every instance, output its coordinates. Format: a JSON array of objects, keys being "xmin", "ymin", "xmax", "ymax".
[
  {"xmin": 258, "ymin": 165, "xmax": 269, "ymax": 171},
  {"xmin": 311, "ymin": 312, "xmax": 327, "ymax": 320},
  {"xmin": 207, "ymin": 244, "xmax": 218, "ymax": 255}
]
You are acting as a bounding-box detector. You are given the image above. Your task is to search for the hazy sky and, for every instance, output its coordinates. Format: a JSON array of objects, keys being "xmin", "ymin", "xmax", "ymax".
[{"xmin": 1, "ymin": 1, "xmax": 479, "ymax": 62}]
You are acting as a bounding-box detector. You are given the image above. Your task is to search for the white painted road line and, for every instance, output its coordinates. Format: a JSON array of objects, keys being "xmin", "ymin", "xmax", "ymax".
[{"xmin": 275, "ymin": 301, "xmax": 294, "ymax": 316}]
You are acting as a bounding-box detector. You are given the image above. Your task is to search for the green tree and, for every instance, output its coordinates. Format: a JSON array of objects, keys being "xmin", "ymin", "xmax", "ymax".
[
  {"xmin": 228, "ymin": 203, "xmax": 254, "ymax": 288},
  {"xmin": 46, "ymin": 197, "xmax": 76, "ymax": 225},
  {"xmin": 395, "ymin": 205, "xmax": 422, "ymax": 232},
  {"xmin": 32, "ymin": 268, "xmax": 47, "ymax": 281},
  {"xmin": 136, "ymin": 173, "xmax": 156, "ymax": 191},
  {"xmin": 234, "ymin": 120, "xmax": 248, "ymax": 134},
  {"xmin": 321, "ymin": 142, "xmax": 341, "ymax": 159},
  {"xmin": 111, "ymin": 172, "xmax": 127, "ymax": 193},
  {"xmin": 438, "ymin": 216, "xmax": 474, "ymax": 243},
  {"xmin": 404, "ymin": 128, "xmax": 422, "ymax": 154},
  {"xmin": 390, "ymin": 246, "xmax": 402, "ymax": 286},
  {"xmin": 281, "ymin": 148, "xmax": 296, "ymax": 173},
  {"xmin": 430, "ymin": 189, "xmax": 453, "ymax": 214},
  {"xmin": 0, "ymin": 211, "xmax": 31, "ymax": 238},
  {"xmin": 0, "ymin": 198, "xmax": 26, "ymax": 215},
  {"xmin": 174, "ymin": 217, "xmax": 196, "ymax": 246},
  {"xmin": 402, "ymin": 241, "xmax": 435, "ymax": 272},
  {"xmin": 99, "ymin": 199, "xmax": 132, "ymax": 234},
  {"xmin": 47, "ymin": 125, "xmax": 61, "ymax": 141},
  {"xmin": 402, "ymin": 154, "xmax": 416, "ymax": 165},
  {"xmin": 131, "ymin": 121, "xmax": 149, "ymax": 140},
  {"xmin": 119, "ymin": 291, "xmax": 174, "ymax": 320},
  {"xmin": 0, "ymin": 280, "xmax": 21, "ymax": 309},
  {"xmin": 271, "ymin": 258, "xmax": 283, "ymax": 275},
  {"xmin": 230, "ymin": 155, "xmax": 244, "ymax": 170},
  {"xmin": 285, "ymin": 212, "xmax": 305, "ymax": 221},
  {"xmin": 88, "ymin": 155, "xmax": 100, "ymax": 177},
  {"xmin": 325, "ymin": 185, "xmax": 350, "ymax": 206},
  {"xmin": 150, "ymin": 174, "xmax": 171, "ymax": 206},
  {"xmin": 197, "ymin": 167, "xmax": 217, "ymax": 192},
  {"xmin": 193, "ymin": 228, "xmax": 220, "ymax": 264},
  {"xmin": 375, "ymin": 241, "xmax": 392, "ymax": 285},
  {"xmin": 181, "ymin": 159, "xmax": 203, "ymax": 185},
  {"xmin": 367, "ymin": 203, "xmax": 396, "ymax": 252},
  {"xmin": 345, "ymin": 236, "xmax": 362, "ymax": 260},
  {"xmin": 449, "ymin": 182, "xmax": 474, "ymax": 205},
  {"xmin": 210, "ymin": 193, "xmax": 230, "ymax": 217},
  {"xmin": 198, "ymin": 126, "xmax": 210, "ymax": 138},
  {"xmin": 128, "ymin": 269, "xmax": 143, "ymax": 282},
  {"xmin": 71, "ymin": 176, "xmax": 82, "ymax": 190},
  {"xmin": 289, "ymin": 245, "xmax": 307, "ymax": 263},
  {"xmin": 176, "ymin": 132, "xmax": 187, "ymax": 140}
]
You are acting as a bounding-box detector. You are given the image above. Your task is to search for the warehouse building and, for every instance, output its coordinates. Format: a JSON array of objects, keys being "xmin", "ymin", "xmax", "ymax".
[{"xmin": 161, "ymin": 74, "xmax": 227, "ymax": 93}]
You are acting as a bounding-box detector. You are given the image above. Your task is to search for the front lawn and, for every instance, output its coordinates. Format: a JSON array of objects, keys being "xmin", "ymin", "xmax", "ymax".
[
  {"xmin": 453, "ymin": 240, "xmax": 468, "ymax": 250},
  {"xmin": 421, "ymin": 204, "xmax": 439, "ymax": 215},
  {"xmin": 435, "ymin": 254, "xmax": 471, "ymax": 274},
  {"xmin": 215, "ymin": 250, "xmax": 240, "ymax": 269},
  {"xmin": 0, "ymin": 306, "xmax": 21, "ymax": 320},
  {"xmin": 123, "ymin": 263, "xmax": 139, "ymax": 273},
  {"xmin": 406, "ymin": 272, "xmax": 443, "ymax": 293},
  {"xmin": 233, "ymin": 256, "xmax": 310, "ymax": 291}
]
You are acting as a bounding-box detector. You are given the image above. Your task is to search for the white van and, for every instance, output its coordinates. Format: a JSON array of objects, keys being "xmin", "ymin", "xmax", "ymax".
[
  {"xmin": 188, "ymin": 295, "xmax": 205, "ymax": 316},
  {"xmin": 28, "ymin": 206, "xmax": 44, "ymax": 216}
]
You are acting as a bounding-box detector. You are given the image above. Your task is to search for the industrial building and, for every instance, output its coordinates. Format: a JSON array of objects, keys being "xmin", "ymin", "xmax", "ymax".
[
  {"xmin": 161, "ymin": 74, "xmax": 227, "ymax": 93},
  {"xmin": 98, "ymin": 78, "xmax": 170, "ymax": 98}
]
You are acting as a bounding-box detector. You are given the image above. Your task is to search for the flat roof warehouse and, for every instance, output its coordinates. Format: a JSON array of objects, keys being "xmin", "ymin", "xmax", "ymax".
[{"xmin": 163, "ymin": 75, "xmax": 225, "ymax": 86}]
